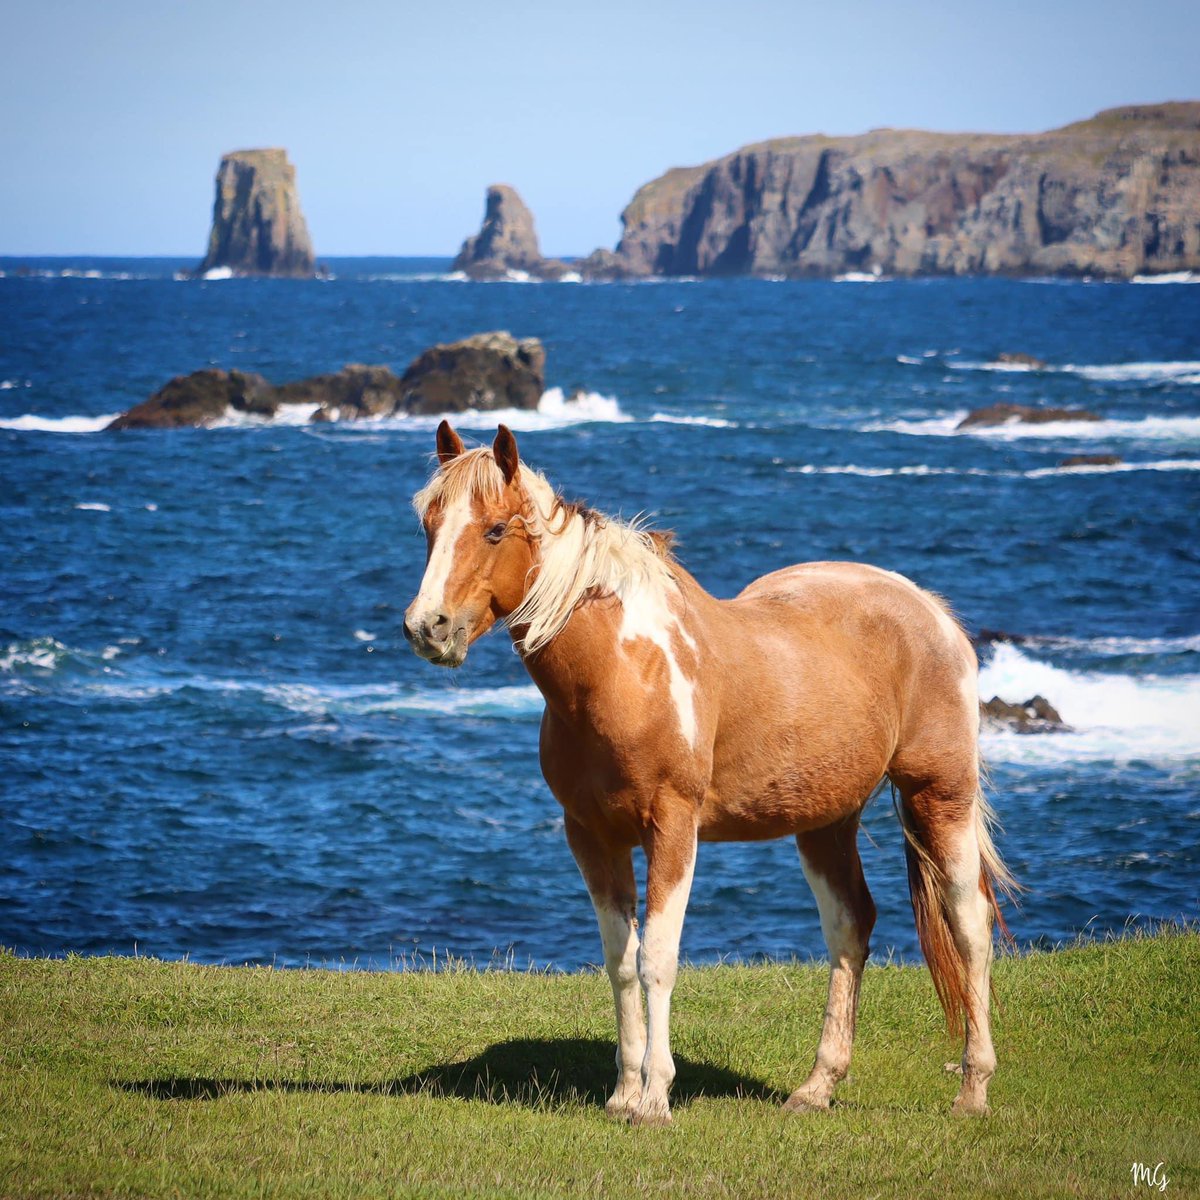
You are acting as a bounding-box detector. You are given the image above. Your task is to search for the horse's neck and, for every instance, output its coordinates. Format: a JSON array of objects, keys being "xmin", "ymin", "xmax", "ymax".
[{"xmin": 518, "ymin": 569, "xmax": 708, "ymax": 722}]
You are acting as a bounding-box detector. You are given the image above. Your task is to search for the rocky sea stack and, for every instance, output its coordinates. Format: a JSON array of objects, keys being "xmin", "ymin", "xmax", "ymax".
[
  {"xmin": 196, "ymin": 149, "xmax": 315, "ymax": 278},
  {"xmin": 580, "ymin": 103, "xmax": 1200, "ymax": 279},
  {"xmin": 107, "ymin": 332, "xmax": 546, "ymax": 429},
  {"xmin": 453, "ymin": 186, "xmax": 574, "ymax": 280}
]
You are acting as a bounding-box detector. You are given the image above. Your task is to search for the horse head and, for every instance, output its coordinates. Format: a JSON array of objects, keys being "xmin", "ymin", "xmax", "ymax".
[{"xmin": 404, "ymin": 420, "xmax": 535, "ymax": 667}]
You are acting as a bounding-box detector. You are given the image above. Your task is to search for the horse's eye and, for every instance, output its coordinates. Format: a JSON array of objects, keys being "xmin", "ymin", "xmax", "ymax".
[{"xmin": 485, "ymin": 522, "xmax": 508, "ymax": 544}]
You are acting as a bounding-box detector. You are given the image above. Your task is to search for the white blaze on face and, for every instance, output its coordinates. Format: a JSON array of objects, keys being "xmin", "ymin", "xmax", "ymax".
[
  {"xmin": 413, "ymin": 493, "xmax": 474, "ymax": 623},
  {"xmin": 618, "ymin": 582, "xmax": 698, "ymax": 747}
]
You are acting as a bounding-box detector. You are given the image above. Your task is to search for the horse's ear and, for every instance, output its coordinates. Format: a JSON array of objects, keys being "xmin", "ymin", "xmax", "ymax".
[
  {"xmin": 436, "ymin": 420, "xmax": 465, "ymax": 466},
  {"xmin": 493, "ymin": 424, "xmax": 520, "ymax": 484}
]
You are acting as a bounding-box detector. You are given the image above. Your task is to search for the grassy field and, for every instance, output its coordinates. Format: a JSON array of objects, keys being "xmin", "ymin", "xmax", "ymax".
[{"xmin": 1, "ymin": 930, "xmax": 1196, "ymax": 1198}]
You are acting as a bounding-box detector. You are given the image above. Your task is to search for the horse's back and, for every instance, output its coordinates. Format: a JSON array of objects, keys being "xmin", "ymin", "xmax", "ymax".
[{"xmin": 702, "ymin": 561, "xmax": 979, "ymax": 828}]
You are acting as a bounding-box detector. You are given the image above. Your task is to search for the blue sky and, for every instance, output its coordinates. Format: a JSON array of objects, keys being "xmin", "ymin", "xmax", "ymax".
[{"xmin": 3, "ymin": 0, "xmax": 1197, "ymax": 257}]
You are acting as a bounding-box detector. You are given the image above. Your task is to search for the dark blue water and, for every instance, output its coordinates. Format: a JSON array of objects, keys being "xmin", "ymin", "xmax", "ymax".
[{"xmin": 2, "ymin": 257, "xmax": 1198, "ymax": 969}]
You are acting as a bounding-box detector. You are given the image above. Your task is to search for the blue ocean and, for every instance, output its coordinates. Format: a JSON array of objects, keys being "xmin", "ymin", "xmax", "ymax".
[{"xmin": 2, "ymin": 258, "xmax": 1197, "ymax": 970}]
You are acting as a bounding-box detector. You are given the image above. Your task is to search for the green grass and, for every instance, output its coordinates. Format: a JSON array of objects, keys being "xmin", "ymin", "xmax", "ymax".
[{"xmin": 2, "ymin": 930, "xmax": 1197, "ymax": 1198}]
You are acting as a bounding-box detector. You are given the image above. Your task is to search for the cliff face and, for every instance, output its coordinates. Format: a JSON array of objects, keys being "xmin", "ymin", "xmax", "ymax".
[
  {"xmin": 197, "ymin": 149, "xmax": 315, "ymax": 277},
  {"xmin": 454, "ymin": 185, "xmax": 573, "ymax": 280},
  {"xmin": 602, "ymin": 104, "xmax": 1200, "ymax": 278}
]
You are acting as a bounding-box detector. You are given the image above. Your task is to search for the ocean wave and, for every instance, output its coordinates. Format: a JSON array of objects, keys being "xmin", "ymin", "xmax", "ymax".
[
  {"xmin": 868, "ymin": 412, "xmax": 1200, "ymax": 442},
  {"xmin": 0, "ymin": 636, "xmax": 121, "ymax": 676},
  {"xmin": 832, "ymin": 271, "xmax": 885, "ymax": 283},
  {"xmin": 74, "ymin": 502, "xmax": 111, "ymax": 512},
  {"xmin": 978, "ymin": 643, "xmax": 1200, "ymax": 764},
  {"xmin": 948, "ymin": 358, "xmax": 1200, "ymax": 384},
  {"xmin": 0, "ymin": 413, "xmax": 118, "ymax": 432},
  {"xmin": 0, "ymin": 379, "xmax": 31, "ymax": 390},
  {"xmin": 788, "ymin": 459, "xmax": 1200, "ymax": 477}
]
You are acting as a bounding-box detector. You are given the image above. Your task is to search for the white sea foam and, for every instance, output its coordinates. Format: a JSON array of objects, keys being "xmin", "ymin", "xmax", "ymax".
[
  {"xmin": 1010, "ymin": 633, "xmax": 1200, "ymax": 657},
  {"xmin": 0, "ymin": 379, "xmax": 31, "ymax": 390},
  {"xmin": 833, "ymin": 271, "xmax": 885, "ymax": 282},
  {"xmin": 978, "ymin": 643, "xmax": 1200, "ymax": 764},
  {"xmin": 0, "ymin": 413, "xmax": 118, "ymax": 432},
  {"xmin": 650, "ymin": 412, "xmax": 736, "ymax": 427},
  {"xmin": 201, "ymin": 267, "xmax": 234, "ymax": 281},
  {"xmin": 869, "ymin": 411, "xmax": 1200, "ymax": 442},
  {"xmin": 896, "ymin": 355, "xmax": 923, "ymax": 366},
  {"xmin": 352, "ymin": 630, "xmax": 376, "ymax": 642},
  {"xmin": 265, "ymin": 681, "xmax": 544, "ymax": 720},
  {"xmin": 213, "ymin": 402, "xmax": 322, "ymax": 428},
  {"xmin": 74, "ymin": 502, "xmax": 111, "ymax": 512},
  {"xmin": 0, "ymin": 637, "xmax": 73, "ymax": 672},
  {"xmin": 788, "ymin": 459, "xmax": 1200, "ymax": 477},
  {"xmin": 948, "ymin": 358, "xmax": 1200, "ymax": 384},
  {"xmin": 1131, "ymin": 271, "xmax": 1198, "ymax": 284},
  {"xmin": 357, "ymin": 387, "xmax": 632, "ymax": 433}
]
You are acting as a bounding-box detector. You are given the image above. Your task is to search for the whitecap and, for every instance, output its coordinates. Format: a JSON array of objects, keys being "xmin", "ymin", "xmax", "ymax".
[
  {"xmin": 833, "ymin": 271, "xmax": 885, "ymax": 283},
  {"xmin": 867, "ymin": 411, "xmax": 1200, "ymax": 442},
  {"xmin": 0, "ymin": 379, "xmax": 31, "ymax": 390},
  {"xmin": 353, "ymin": 630, "xmax": 377, "ymax": 642},
  {"xmin": 0, "ymin": 413, "xmax": 117, "ymax": 433},
  {"xmin": 896, "ymin": 355, "xmax": 923, "ymax": 366},
  {"xmin": 978, "ymin": 643, "xmax": 1200, "ymax": 764},
  {"xmin": 201, "ymin": 266, "xmax": 235, "ymax": 281},
  {"xmin": 649, "ymin": 412, "xmax": 735, "ymax": 428},
  {"xmin": 74, "ymin": 502, "xmax": 111, "ymax": 512},
  {"xmin": 1062, "ymin": 360, "xmax": 1200, "ymax": 383},
  {"xmin": 788, "ymin": 459, "xmax": 1200, "ymax": 478},
  {"xmin": 0, "ymin": 636, "xmax": 72, "ymax": 672}
]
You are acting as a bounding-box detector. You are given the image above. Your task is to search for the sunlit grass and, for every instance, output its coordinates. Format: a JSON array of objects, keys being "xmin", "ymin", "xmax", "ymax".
[{"xmin": 1, "ymin": 928, "xmax": 1196, "ymax": 1198}]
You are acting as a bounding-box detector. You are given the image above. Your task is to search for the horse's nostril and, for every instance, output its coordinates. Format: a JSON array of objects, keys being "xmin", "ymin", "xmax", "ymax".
[{"xmin": 429, "ymin": 612, "xmax": 451, "ymax": 634}]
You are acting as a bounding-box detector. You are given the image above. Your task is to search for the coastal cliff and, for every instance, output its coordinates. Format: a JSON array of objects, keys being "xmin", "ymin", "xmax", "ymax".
[
  {"xmin": 586, "ymin": 103, "xmax": 1200, "ymax": 278},
  {"xmin": 196, "ymin": 149, "xmax": 315, "ymax": 278}
]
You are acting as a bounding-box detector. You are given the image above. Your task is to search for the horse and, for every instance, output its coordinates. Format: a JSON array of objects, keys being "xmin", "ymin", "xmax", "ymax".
[{"xmin": 403, "ymin": 420, "xmax": 1015, "ymax": 1126}]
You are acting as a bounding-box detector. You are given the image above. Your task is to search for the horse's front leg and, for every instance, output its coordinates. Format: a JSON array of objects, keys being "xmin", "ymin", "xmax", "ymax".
[
  {"xmin": 564, "ymin": 816, "xmax": 645, "ymax": 1118},
  {"xmin": 633, "ymin": 811, "xmax": 698, "ymax": 1127}
]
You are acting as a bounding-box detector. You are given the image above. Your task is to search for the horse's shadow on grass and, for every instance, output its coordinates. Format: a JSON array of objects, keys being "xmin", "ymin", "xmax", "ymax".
[{"xmin": 115, "ymin": 1036, "xmax": 780, "ymax": 1109}]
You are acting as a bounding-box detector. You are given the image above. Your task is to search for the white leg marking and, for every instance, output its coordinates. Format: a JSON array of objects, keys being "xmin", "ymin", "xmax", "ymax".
[
  {"xmin": 412, "ymin": 493, "xmax": 472, "ymax": 618},
  {"xmin": 634, "ymin": 840, "xmax": 697, "ymax": 1125},
  {"xmin": 594, "ymin": 905, "xmax": 646, "ymax": 1116},
  {"xmin": 789, "ymin": 856, "xmax": 868, "ymax": 1110},
  {"xmin": 618, "ymin": 583, "xmax": 697, "ymax": 747},
  {"xmin": 944, "ymin": 820, "xmax": 997, "ymax": 1115}
]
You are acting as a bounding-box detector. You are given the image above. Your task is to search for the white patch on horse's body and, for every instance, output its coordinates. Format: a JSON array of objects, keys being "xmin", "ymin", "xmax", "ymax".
[
  {"xmin": 411, "ymin": 491, "xmax": 473, "ymax": 619},
  {"xmin": 636, "ymin": 841, "xmax": 696, "ymax": 1123},
  {"xmin": 618, "ymin": 580, "xmax": 698, "ymax": 747}
]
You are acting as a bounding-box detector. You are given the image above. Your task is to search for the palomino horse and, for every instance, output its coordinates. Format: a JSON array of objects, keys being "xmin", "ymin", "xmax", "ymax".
[{"xmin": 404, "ymin": 422, "xmax": 1014, "ymax": 1126}]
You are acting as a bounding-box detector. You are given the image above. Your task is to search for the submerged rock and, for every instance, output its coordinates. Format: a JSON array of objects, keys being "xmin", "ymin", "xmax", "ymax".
[
  {"xmin": 957, "ymin": 403, "xmax": 1101, "ymax": 429},
  {"xmin": 196, "ymin": 149, "xmax": 315, "ymax": 278},
  {"xmin": 981, "ymin": 694, "xmax": 1070, "ymax": 734},
  {"xmin": 1059, "ymin": 453, "xmax": 1123, "ymax": 467},
  {"xmin": 581, "ymin": 103, "xmax": 1200, "ymax": 279},
  {"xmin": 106, "ymin": 333, "xmax": 547, "ymax": 429},
  {"xmin": 453, "ymin": 185, "xmax": 574, "ymax": 281}
]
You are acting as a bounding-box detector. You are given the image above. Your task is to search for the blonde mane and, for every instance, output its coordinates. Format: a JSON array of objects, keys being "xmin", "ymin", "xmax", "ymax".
[{"xmin": 413, "ymin": 447, "xmax": 676, "ymax": 654}]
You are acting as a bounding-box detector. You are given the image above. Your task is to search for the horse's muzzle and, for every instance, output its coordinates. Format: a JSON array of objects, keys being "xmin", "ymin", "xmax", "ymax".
[{"xmin": 403, "ymin": 610, "xmax": 468, "ymax": 668}]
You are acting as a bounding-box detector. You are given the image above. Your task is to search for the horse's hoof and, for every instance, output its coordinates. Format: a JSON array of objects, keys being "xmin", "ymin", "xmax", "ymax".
[
  {"xmin": 629, "ymin": 1103, "xmax": 672, "ymax": 1128},
  {"xmin": 605, "ymin": 1095, "xmax": 640, "ymax": 1121},
  {"xmin": 782, "ymin": 1091, "xmax": 830, "ymax": 1114},
  {"xmin": 951, "ymin": 1095, "xmax": 991, "ymax": 1117}
]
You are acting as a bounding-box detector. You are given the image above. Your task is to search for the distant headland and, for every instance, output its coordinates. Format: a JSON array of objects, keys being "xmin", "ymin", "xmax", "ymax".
[{"xmin": 191, "ymin": 103, "xmax": 1199, "ymax": 280}]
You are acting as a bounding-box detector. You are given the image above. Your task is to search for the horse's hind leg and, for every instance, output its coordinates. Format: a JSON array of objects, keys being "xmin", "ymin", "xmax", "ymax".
[
  {"xmin": 785, "ymin": 814, "xmax": 876, "ymax": 1113},
  {"xmin": 897, "ymin": 774, "xmax": 999, "ymax": 1116}
]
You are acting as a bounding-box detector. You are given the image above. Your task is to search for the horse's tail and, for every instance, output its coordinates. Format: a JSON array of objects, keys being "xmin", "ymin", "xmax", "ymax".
[{"xmin": 894, "ymin": 775, "xmax": 1017, "ymax": 1037}]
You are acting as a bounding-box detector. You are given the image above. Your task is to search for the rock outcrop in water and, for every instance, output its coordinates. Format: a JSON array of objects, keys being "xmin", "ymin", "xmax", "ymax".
[
  {"xmin": 581, "ymin": 103, "xmax": 1200, "ymax": 279},
  {"xmin": 957, "ymin": 403, "xmax": 1101, "ymax": 430},
  {"xmin": 453, "ymin": 185, "xmax": 574, "ymax": 280},
  {"xmin": 107, "ymin": 333, "xmax": 546, "ymax": 429},
  {"xmin": 981, "ymin": 694, "xmax": 1069, "ymax": 734},
  {"xmin": 195, "ymin": 149, "xmax": 315, "ymax": 278}
]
